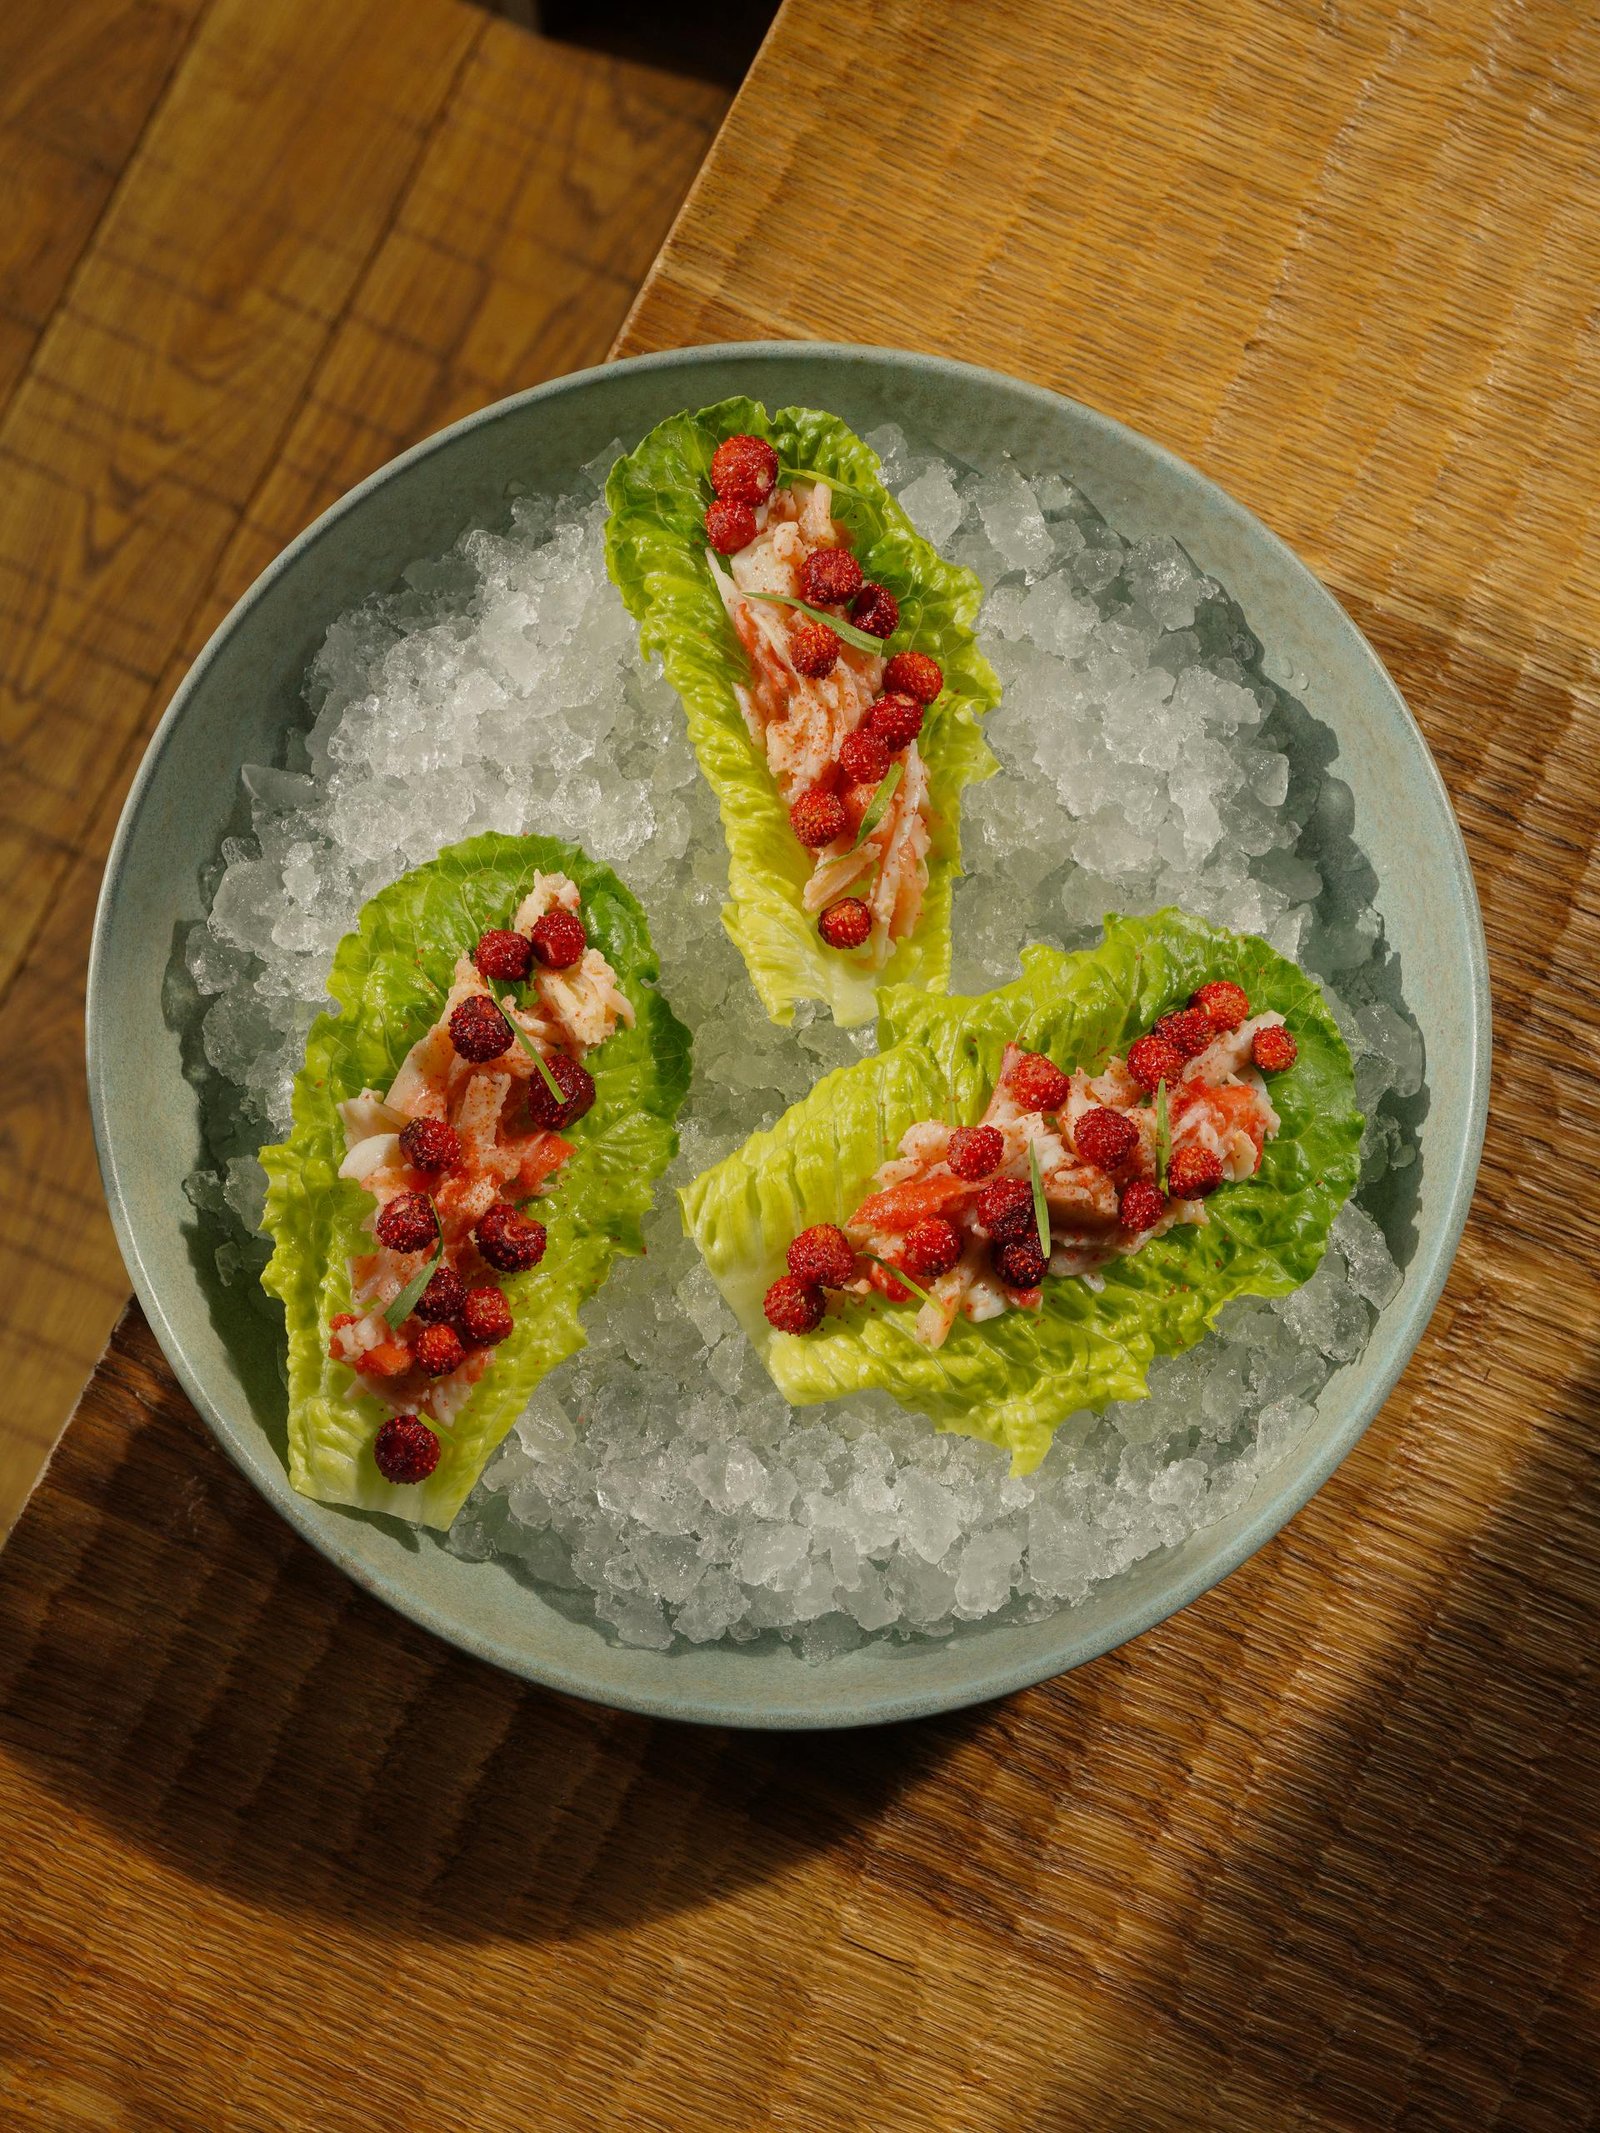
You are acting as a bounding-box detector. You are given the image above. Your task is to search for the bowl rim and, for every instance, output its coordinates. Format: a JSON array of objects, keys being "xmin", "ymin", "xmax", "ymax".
[{"xmin": 87, "ymin": 340, "xmax": 1491, "ymax": 1727}]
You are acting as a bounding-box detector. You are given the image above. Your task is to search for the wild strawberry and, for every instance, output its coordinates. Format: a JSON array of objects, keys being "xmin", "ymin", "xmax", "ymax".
[
  {"xmin": 1154, "ymin": 1006, "xmax": 1216, "ymax": 1060},
  {"xmin": 863, "ymin": 693, "xmax": 923, "ymax": 751},
  {"xmin": 947, "ymin": 1124, "xmax": 1004, "ymax": 1180},
  {"xmin": 1074, "ymin": 1106, "xmax": 1140, "ymax": 1171},
  {"xmin": 412, "ymin": 1264, "xmax": 466, "ymax": 1324},
  {"xmin": 850, "ymin": 582, "xmax": 900, "ymax": 638},
  {"xmin": 791, "ymin": 789, "xmax": 847, "ymax": 848},
  {"xmin": 530, "ymin": 909, "xmax": 586, "ymax": 970},
  {"xmin": 373, "ymin": 1414, "xmax": 440, "ymax": 1485},
  {"xmin": 901, "ymin": 1216, "xmax": 962, "ymax": 1281},
  {"xmin": 1118, "ymin": 1179, "xmax": 1167, "ymax": 1233},
  {"xmin": 1191, "ymin": 979, "xmax": 1250, "ymax": 1031},
  {"xmin": 838, "ymin": 728, "xmax": 891, "ymax": 786},
  {"xmin": 799, "ymin": 547, "xmax": 863, "ymax": 606},
  {"xmin": 475, "ymin": 1202, "xmax": 547, "ymax": 1273},
  {"xmin": 474, "ymin": 928, "xmax": 533, "ymax": 984},
  {"xmin": 764, "ymin": 1274, "xmax": 825, "ymax": 1334},
  {"xmin": 375, "ymin": 1191, "xmax": 436, "ymax": 1255},
  {"xmin": 399, "ymin": 1118, "xmax": 460, "ymax": 1172},
  {"xmin": 1127, "ymin": 1033, "xmax": 1185, "ymax": 1092},
  {"xmin": 993, "ymin": 1236, "xmax": 1046, "ymax": 1289},
  {"xmin": 1252, "ymin": 1024, "xmax": 1298, "ymax": 1073},
  {"xmin": 709, "ymin": 433, "xmax": 778, "ymax": 504},
  {"xmin": 459, "ymin": 1285, "xmax": 513, "ymax": 1346},
  {"xmin": 1008, "ymin": 1050, "xmax": 1071, "ymax": 1113},
  {"xmin": 787, "ymin": 1224, "xmax": 856, "ymax": 1289},
  {"xmin": 882, "ymin": 650, "xmax": 942, "ymax": 704},
  {"xmin": 450, "ymin": 994, "xmax": 513, "ymax": 1063},
  {"xmin": 706, "ymin": 498, "xmax": 757, "ymax": 554},
  {"xmin": 818, "ymin": 898, "xmax": 872, "ymax": 949},
  {"xmin": 1168, "ymin": 1146, "xmax": 1224, "ymax": 1199},
  {"xmin": 414, "ymin": 1322, "xmax": 465, "ymax": 1377},
  {"xmin": 790, "ymin": 621, "xmax": 840, "ymax": 678},
  {"xmin": 525, "ymin": 1050, "xmax": 595, "ymax": 1132},
  {"xmin": 975, "ymin": 1175, "xmax": 1034, "ymax": 1240}
]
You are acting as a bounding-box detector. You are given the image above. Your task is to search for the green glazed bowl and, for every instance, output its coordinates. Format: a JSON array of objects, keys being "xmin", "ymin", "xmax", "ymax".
[{"xmin": 88, "ymin": 344, "xmax": 1489, "ymax": 1729}]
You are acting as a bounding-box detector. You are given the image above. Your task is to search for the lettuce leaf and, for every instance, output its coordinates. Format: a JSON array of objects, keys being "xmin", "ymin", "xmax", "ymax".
[
  {"xmin": 681, "ymin": 910, "xmax": 1362, "ymax": 1473},
  {"xmin": 259, "ymin": 832, "xmax": 691, "ymax": 1528},
  {"xmin": 604, "ymin": 397, "xmax": 999, "ymax": 1028}
]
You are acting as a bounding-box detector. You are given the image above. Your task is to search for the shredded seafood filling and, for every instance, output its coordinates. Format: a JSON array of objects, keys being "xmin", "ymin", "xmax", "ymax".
[
  {"xmin": 763, "ymin": 979, "xmax": 1300, "ymax": 1351},
  {"xmin": 323, "ymin": 872, "xmax": 632, "ymax": 1482},
  {"xmin": 703, "ymin": 431, "xmax": 943, "ymax": 966}
]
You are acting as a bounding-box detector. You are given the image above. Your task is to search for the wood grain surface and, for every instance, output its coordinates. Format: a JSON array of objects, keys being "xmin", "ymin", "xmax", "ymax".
[
  {"xmin": 5, "ymin": 0, "xmax": 1600, "ymax": 2126},
  {"xmin": 0, "ymin": 0, "xmax": 725, "ymax": 1532}
]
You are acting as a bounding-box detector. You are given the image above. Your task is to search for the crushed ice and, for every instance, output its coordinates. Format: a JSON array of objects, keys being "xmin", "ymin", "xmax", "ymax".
[{"xmin": 178, "ymin": 426, "xmax": 1418, "ymax": 1657}]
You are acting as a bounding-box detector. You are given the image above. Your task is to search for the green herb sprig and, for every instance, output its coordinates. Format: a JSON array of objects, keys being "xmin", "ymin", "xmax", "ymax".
[
  {"xmin": 384, "ymin": 1202, "xmax": 443, "ymax": 1329},
  {"xmin": 852, "ymin": 758, "xmax": 903, "ymax": 849},
  {"xmin": 1028, "ymin": 1140, "xmax": 1052, "ymax": 1261},
  {"xmin": 871, "ymin": 1257, "xmax": 936, "ymax": 1309},
  {"xmin": 1154, "ymin": 1080, "xmax": 1172, "ymax": 1192},
  {"xmin": 495, "ymin": 993, "xmax": 566, "ymax": 1106},
  {"xmin": 742, "ymin": 588, "xmax": 888, "ymax": 655}
]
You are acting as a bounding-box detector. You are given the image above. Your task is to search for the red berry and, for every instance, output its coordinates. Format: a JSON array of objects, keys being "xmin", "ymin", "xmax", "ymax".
[
  {"xmin": 882, "ymin": 650, "xmax": 943, "ymax": 704},
  {"xmin": 414, "ymin": 1322, "xmax": 465, "ymax": 1377},
  {"xmin": 764, "ymin": 1274, "xmax": 825, "ymax": 1335},
  {"xmin": 799, "ymin": 548, "xmax": 863, "ymax": 606},
  {"xmin": 1127, "ymin": 1033, "xmax": 1185, "ymax": 1092},
  {"xmin": 1073, "ymin": 1106, "xmax": 1140, "ymax": 1171},
  {"xmin": 412, "ymin": 1264, "xmax": 466, "ymax": 1324},
  {"xmin": 818, "ymin": 898, "xmax": 872, "ymax": 950},
  {"xmin": 790, "ymin": 788, "xmax": 847, "ymax": 848},
  {"xmin": 706, "ymin": 498, "xmax": 757, "ymax": 553},
  {"xmin": 450, "ymin": 994, "xmax": 513, "ymax": 1063},
  {"xmin": 1192, "ymin": 979, "xmax": 1251, "ymax": 1032},
  {"xmin": 1168, "ymin": 1146, "xmax": 1225, "ymax": 1199},
  {"xmin": 850, "ymin": 582, "xmax": 900, "ymax": 638},
  {"xmin": 863, "ymin": 693, "xmax": 924, "ymax": 751},
  {"xmin": 838, "ymin": 728, "xmax": 891, "ymax": 787},
  {"xmin": 993, "ymin": 1236, "xmax": 1046, "ymax": 1289},
  {"xmin": 526, "ymin": 1049, "xmax": 595, "ymax": 1132},
  {"xmin": 373, "ymin": 1414, "xmax": 440, "ymax": 1486},
  {"xmin": 530, "ymin": 909, "xmax": 586, "ymax": 970},
  {"xmin": 1154, "ymin": 1006, "xmax": 1217, "ymax": 1061},
  {"xmin": 1119, "ymin": 1180, "xmax": 1167, "ymax": 1234},
  {"xmin": 475, "ymin": 1202, "xmax": 547, "ymax": 1274},
  {"xmin": 790, "ymin": 621, "xmax": 841, "ymax": 678},
  {"xmin": 1008, "ymin": 1050, "xmax": 1072, "ymax": 1113},
  {"xmin": 375, "ymin": 1191, "xmax": 436, "ymax": 1255},
  {"xmin": 459, "ymin": 1285, "xmax": 514, "ymax": 1346},
  {"xmin": 947, "ymin": 1124, "xmax": 1005, "ymax": 1180},
  {"xmin": 473, "ymin": 928, "xmax": 533, "ymax": 983},
  {"xmin": 975, "ymin": 1176, "xmax": 1033, "ymax": 1240},
  {"xmin": 901, "ymin": 1216, "xmax": 963, "ymax": 1281},
  {"xmin": 398, "ymin": 1117, "xmax": 460, "ymax": 1172},
  {"xmin": 1252, "ymin": 1024, "xmax": 1298, "ymax": 1073},
  {"xmin": 787, "ymin": 1224, "xmax": 856, "ymax": 1289},
  {"xmin": 709, "ymin": 433, "xmax": 778, "ymax": 505}
]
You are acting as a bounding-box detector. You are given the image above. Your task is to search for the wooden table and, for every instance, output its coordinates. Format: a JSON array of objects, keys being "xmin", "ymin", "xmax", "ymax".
[{"xmin": 6, "ymin": 1, "xmax": 1600, "ymax": 2125}]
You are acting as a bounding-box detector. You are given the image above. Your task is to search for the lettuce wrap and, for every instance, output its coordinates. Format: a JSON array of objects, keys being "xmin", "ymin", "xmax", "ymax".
[
  {"xmin": 604, "ymin": 397, "xmax": 999, "ymax": 1028},
  {"xmin": 681, "ymin": 910, "xmax": 1363, "ymax": 1473},
  {"xmin": 260, "ymin": 831, "xmax": 691, "ymax": 1527}
]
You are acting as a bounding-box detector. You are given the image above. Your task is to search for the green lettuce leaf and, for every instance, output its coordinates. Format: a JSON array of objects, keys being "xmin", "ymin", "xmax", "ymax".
[
  {"xmin": 681, "ymin": 910, "xmax": 1362, "ymax": 1473},
  {"xmin": 604, "ymin": 397, "xmax": 999, "ymax": 1028},
  {"xmin": 259, "ymin": 831, "xmax": 691, "ymax": 1528}
]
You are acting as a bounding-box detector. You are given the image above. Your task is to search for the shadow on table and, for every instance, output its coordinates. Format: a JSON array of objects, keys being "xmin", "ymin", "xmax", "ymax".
[
  {"xmin": 0, "ymin": 1322, "xmax": 989, "ymax": 1949},
  {"xmin": 1027, "ymin": 1300, "xmax": 1600, "ymax": 2126}
]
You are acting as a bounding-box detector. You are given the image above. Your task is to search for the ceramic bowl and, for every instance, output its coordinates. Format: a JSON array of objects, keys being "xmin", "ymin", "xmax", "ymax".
[{"xmin": 88, "ymin": 344, "xmax": 1489, "ymax": 1728}]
